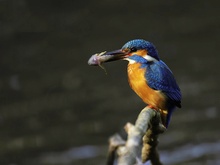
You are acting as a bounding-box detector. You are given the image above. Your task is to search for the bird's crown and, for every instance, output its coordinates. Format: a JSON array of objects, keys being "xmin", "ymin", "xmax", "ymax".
[{"xmin": 122, "ymin": 39, "xmax": 159, "ymax": 60}]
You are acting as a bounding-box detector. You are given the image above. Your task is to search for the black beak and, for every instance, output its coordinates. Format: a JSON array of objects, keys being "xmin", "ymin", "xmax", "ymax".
[
  {"xmin": 88, "ymin": 49, "xmax": 129, "ymax": 66},
  {"xmin": 101, "ymin": 49, "xmax": 128, "ymax": 62}
]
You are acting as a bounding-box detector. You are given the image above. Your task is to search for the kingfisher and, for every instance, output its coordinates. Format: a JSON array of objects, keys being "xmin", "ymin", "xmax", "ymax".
[{"xmin": 89, "ymin": 39, "xmax": 182, "ymax": 128}]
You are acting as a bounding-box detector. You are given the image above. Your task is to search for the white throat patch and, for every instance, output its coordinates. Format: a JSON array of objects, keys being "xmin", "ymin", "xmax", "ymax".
[
  {"xmin": 124, "ymin": 58, "xmax": 135, "ymax": 64},
  {"xmin": 125, "ymin": 54, "xmax": 158, "ymax": 64},
  {"xmin": 143, "ymin": 55, "xmax": 158, "ymax": 62}
]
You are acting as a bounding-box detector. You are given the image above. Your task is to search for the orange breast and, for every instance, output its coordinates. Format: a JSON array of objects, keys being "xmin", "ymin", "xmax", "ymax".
[{"xmin": 127, "ymin": 63, "xmax": 166, "ymax": 109}]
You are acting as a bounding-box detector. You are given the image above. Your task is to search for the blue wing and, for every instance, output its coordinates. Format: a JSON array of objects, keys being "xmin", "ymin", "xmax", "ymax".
[{"xmin": 145, "ymin": 60, "xmax": 181, "ymax": 108}]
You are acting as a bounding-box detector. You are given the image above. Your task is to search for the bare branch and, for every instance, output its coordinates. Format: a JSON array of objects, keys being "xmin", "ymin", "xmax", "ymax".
[{"xmin": 107, "ymin": 106, "xmax": 166, "ymax": 165}]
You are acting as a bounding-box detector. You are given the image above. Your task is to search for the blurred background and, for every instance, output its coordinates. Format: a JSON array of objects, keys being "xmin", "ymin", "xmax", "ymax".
[{"xmin": 0, "ymin": 0, "xmax": 220, "ymax": 164}]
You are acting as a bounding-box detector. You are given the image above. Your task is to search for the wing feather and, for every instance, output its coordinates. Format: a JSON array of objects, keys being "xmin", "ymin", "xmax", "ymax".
[{"xmin": 145, "ymin": 60, "xmax": 181, "ymax": 107}]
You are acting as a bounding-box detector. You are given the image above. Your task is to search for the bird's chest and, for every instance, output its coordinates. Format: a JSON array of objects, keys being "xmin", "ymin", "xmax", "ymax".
[
  {"xmin": 127, "ymin": 63, "xmax": 165, "ymax": 108},
  {"xmin": 127, "ymin": 63, "xmax": 147, "ymax": 91}
]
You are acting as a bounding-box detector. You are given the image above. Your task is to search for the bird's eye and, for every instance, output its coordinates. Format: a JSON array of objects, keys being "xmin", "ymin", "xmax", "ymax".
[{"xmin": 130, "ymin": 47, "xmax": 137, "ymax": 52}]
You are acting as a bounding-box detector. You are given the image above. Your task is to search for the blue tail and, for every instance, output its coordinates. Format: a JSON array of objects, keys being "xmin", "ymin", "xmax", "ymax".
[{"xmin": 161, "ymin": 106, "xmax": 176, "ymax": 128}]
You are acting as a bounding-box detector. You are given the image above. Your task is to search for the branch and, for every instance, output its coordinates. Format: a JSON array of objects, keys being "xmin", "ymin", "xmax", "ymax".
[{"xmin": 107, "ymin": 106, "xmax": 166, "ymax": 165}]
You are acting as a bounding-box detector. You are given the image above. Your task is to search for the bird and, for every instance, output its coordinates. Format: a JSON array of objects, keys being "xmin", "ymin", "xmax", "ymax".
[{"xmin": 91, "ymin": 39, "xmax": 182, "ymax": 128}]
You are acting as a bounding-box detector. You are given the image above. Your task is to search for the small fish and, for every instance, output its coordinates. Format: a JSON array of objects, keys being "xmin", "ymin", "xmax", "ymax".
[
  {"xmin": 88, "ymin": 51, "xmax": 107, "ymax": 65},
  {"xmin": 88, "ymin": 51, "xmax": 109, "ymax": 74}
]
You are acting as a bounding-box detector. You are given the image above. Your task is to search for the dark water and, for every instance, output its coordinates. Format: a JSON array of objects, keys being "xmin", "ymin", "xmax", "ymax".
[{"xmin": 0, "ymin": 0, "xmax": 219, "ymax": 164}]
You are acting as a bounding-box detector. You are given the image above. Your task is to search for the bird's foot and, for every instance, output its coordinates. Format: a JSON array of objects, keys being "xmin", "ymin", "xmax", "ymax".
[{"xmin": 147, "ymin": 105, "xmax": 159, "ymax": 111}]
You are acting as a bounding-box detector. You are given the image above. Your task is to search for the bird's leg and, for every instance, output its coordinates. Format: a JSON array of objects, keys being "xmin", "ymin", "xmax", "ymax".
[{"xmin": 159, "ymin": 109, "xmax": 168, "ymax": 128}]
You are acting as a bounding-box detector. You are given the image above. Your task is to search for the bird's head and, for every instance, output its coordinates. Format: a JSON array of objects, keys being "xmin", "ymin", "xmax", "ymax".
[{"xmin": 101, "ymin": 39, "xmax": 159, "ymax": 63}]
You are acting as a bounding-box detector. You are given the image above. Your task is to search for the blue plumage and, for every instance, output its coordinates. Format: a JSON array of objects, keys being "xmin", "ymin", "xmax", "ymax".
[{"xmin": 146, "ymin": 60, "xmax": 181, "ymax": 108}]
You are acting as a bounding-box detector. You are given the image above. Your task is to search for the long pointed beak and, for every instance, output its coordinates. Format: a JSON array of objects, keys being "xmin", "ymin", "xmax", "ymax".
[
  {"xmin": 102, "ymin": 49, "xmax": 128, "ymax": 62},
  {"xmin": 88, "ymin": 49, "xmax": 129, "ymax": 66}
]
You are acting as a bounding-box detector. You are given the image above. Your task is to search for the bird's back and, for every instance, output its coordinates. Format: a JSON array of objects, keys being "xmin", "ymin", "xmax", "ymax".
[{"xmin": 145, "ymin": 60, "xmax": 181, "ymax": 109}]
